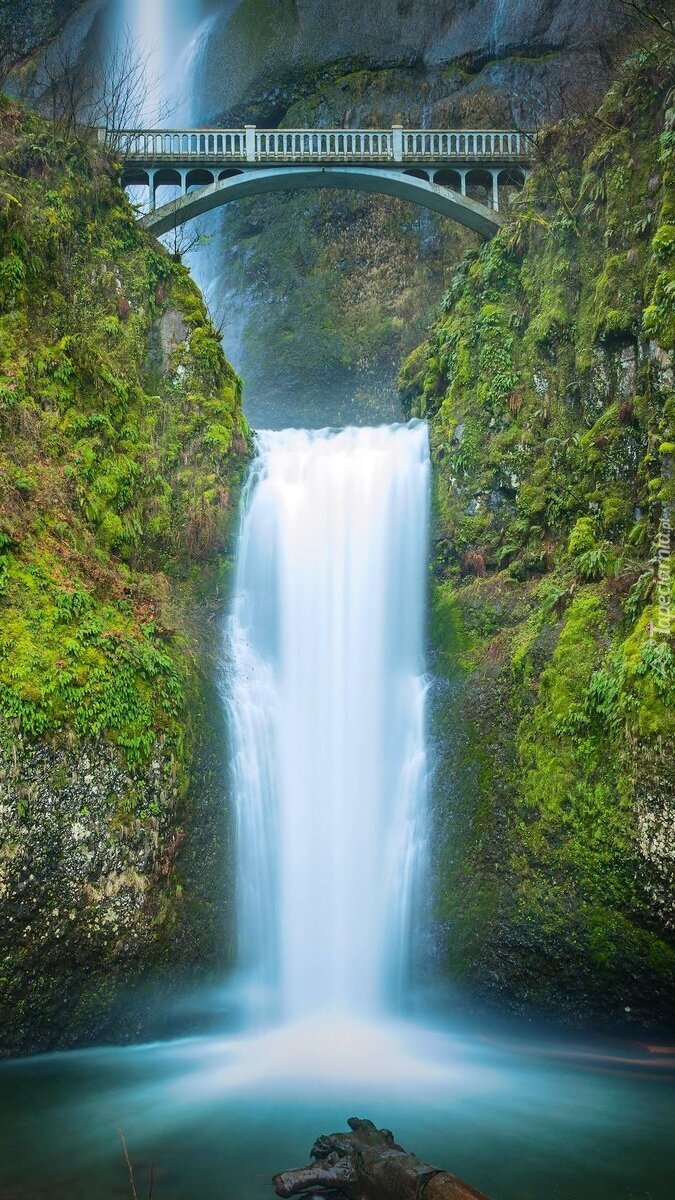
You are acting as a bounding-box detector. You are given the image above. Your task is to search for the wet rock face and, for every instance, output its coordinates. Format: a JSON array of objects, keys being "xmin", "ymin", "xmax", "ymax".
[
  {"xmin": 9, "ymin": 0, "xmax": 622, "ymax": 122},
  {"xmin": 402, "ymin": 41, "xmax": 675, "ymax": 1029},
  {"xmin": 0, "ymin": 90, "xmax": 248, "ymax": 1052},
  {"xmin": 197, "ymin": 0, "xmax": 619, "ymax": 123},
  {"xmin": 0, "ymin": 741, "xmax": 184, "ymax": 1055},
  {"xmin": 2, "ymin": 0, "xmax": 101, "ymax": 63},
  {"xmin": 147, "ymin": 307, "xmax": 191, "ymax": 377}
]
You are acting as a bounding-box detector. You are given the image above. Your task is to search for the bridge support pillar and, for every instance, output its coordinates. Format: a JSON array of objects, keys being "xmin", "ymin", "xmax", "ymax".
[
  {"xmin": 178, "ymin": 168, "xmax": 188, "ymax": 195},
  {"xmin": 392, "ymin": 124, "xmax": 403, "ymax": 162},
  {"xmin": 458, "ymin": 168, "xmax": 467, "ymax": 196},
  {"xmin": 491, "ymin": 170, "xmax": 499, "ymax": 211},
  {"xmin": 147, "ymin": 168, "xmax": 157, "ymax": 211},
  {"xmin": 245, "ymin": 125, "xmax": 257, "ymax": 163}
]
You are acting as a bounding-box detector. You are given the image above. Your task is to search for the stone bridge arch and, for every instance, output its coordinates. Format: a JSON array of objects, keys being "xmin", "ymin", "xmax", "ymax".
[
  {"xmin": 128, "ymin": 166, "xmax": 505, "ymax": 239},
  {"xmin": 118, "ymin": 125, "xmax": 531, "ymax": 239}
]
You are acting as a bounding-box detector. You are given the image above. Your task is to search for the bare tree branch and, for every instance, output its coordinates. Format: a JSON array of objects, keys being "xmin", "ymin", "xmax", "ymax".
[
  {"xmin": 613, "ymin": 0, "xmax": 675, "ymax": 41},
  {"xmin": 117, "ymin": 1128, "xmax": 139, "ymax": 1200},
  {"xmin": 162, "ymin": 221, "xmax": 213, "ymax": 263},
  {"xmin": 32, "ymin": 26, "xmax": 176, "ymax": 148},
  {"xmin": 92, "ymin": 28, "xmax": 177, "ymax": 149}
]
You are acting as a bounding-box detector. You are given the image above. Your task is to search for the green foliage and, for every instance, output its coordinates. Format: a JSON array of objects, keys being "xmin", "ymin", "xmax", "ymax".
[
  {"xmin": 0, "ymin": 104, "xmax": 249, "ymax": 768},
  {"xmin": 568, "ymin": 516, "xmax": 596, "ymax": 556},
  {"xmin": 574, "ymin": 544, "xmax": 613, "ymax": 580},
  {"xmin": 0, "ymin": 556, "xmax": 186, "ymax": 763},
  {"xmin": 409, "ymin": 42, "xmax": 675, "ymax": 1018}
]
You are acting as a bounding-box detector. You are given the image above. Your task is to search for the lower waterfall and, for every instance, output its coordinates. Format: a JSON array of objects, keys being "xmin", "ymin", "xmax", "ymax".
[
  {"xmin": 227, "ymin": 422, "xmax": 430, "ymax": 1025},
  {"xmin": 3, "ymin": 424, "xmax": 671, "ymax": 1200}
]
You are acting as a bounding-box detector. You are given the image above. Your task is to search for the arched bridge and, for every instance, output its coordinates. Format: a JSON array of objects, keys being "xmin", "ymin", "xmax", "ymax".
[{"xmin": 116, "ymin": 126, "xmax": 531, "ymax": 239}]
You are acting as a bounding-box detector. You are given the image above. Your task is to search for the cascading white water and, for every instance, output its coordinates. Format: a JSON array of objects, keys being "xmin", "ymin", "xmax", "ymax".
[
  {"xmin": 108, "ymin": 3, "xmax": 432, "ymax": 1032},
  {"xmin": 492, "ymin": 0, "xmax": 509, "ymax": 51},
  {"xmin": 227, "ymin": 422, "xmax": 430, "ymax": 1025},
  {"xmin": 112, "ymin": 0, "xmax": 207, "ymax": 122}
]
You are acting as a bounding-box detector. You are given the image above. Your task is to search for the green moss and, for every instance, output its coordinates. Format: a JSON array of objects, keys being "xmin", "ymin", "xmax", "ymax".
[
  {"xmin": 405, "ymin": 42, "xmax": 675, "ymax": 1023},
  {"xmin": 0, "ymin": 105, "xmax": 249, "ymax": 768},
  {"xmin": 429, "ymin": 580, "xmax": 469, "ymax": 675}
]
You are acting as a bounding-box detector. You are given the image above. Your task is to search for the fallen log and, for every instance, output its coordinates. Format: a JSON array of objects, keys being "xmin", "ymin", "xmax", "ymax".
[{"xmin": 272, "ymin": 1117, "xmax": 491, "ymax": 1200}]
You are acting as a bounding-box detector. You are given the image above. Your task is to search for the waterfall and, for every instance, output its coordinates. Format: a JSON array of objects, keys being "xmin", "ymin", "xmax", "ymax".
[
  {"xmin": 227, "ymin": 423, "xmax": 430, "ymax": 1026},
  {"xmin": 178, "ymin": 12, "xmax": 220, "ymax": 123},
  {"xmin": 491, "ymin": 0, "xmax": 508, "ymax": 52},
  {"xmin": 111, "ymin": 0, "xmax": 208, "ymax": 123}
]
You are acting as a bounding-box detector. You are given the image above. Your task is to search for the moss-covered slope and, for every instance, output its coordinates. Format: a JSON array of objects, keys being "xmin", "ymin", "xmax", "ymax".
[
  {"xmin": 401, "ymin": 45, "xmax": 675, "ymax": 1027},
  {"xmin": 0, "ymin": 101, "xmax": 249, "ymax": 1054}
]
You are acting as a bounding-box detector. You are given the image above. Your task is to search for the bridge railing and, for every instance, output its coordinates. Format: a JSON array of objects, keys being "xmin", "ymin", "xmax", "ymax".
[
  {"xmin": 400, "ymin": 130, "xmax": 525, "ymax": 157},
  {"xmin": 113, "ymin": 126, "xmax": 530, "ymax": 163},
  {"xmin": 257, "ymin": 129, "xmax": 394, "ymax": 159}
]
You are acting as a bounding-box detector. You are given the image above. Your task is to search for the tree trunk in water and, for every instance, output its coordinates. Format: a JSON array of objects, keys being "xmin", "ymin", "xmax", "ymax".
[{"xmin": 272, "ymin": 1117, "xmax": 491, "ymax": 1200}]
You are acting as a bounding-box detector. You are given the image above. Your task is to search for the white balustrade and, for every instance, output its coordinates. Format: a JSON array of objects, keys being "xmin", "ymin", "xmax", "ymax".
[{"xmin": 115, "ymin": 127, "xmax": 529, "ymax": 164}]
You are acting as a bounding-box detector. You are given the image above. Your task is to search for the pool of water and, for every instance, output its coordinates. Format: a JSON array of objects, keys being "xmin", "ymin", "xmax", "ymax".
[{"xmin": 1, "ymin": 1013, "xmax": 674, "ymax": 1200}]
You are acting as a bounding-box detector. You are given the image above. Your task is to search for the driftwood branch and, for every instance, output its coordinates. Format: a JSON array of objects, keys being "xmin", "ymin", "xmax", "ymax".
[{"xmin": 272, "ymin": 1117, "xmax": 490, "ymax": 1200}]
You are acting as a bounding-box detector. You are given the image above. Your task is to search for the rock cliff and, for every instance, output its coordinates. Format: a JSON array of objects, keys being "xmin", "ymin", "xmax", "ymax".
[
  {"xmin": 198, "ymin": 0, "xmax": 621, "ymax": 126},
  {"xmin": 401, "ymin": 38, "xmax": 675, "ymax": 1027},
  {"xmin": 0, "ymin": 97, "xmax": 248, "ymax": 1053}
]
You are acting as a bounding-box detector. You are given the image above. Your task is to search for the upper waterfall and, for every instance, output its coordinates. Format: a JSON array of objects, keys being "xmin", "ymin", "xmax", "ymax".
[
  {"xmin": 227, "ymin": 423, "xmax": 430, "ymax": 1024},
  {"xmin": 112, "ymin": 0, "xmax": 209, "ymax": 123}
]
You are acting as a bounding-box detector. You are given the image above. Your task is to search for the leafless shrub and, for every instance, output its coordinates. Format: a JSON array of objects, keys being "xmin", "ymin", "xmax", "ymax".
[
  {"xmin": 37, "ymin": 28, "xmax": 175, "ymax": 148},
  {"xmin": 163, "ymin": 221, "xmax": 212, "ymax": 263},
  {"xmin": 94, "ymin": 29, "xmax": 177, "ymax": 149},
  {"xmin": 461, "ymin": 549, "xmax": 487, "ymax": 577}
]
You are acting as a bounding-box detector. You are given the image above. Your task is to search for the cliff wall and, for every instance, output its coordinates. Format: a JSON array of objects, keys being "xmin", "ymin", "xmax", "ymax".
[
  {"xmin": 401, "ymin": 40, "xmax": 675, "ymax": 1027},
  {"xmin": 0, "ymin": 98, "xmax": 249, "ymax": 1053}
]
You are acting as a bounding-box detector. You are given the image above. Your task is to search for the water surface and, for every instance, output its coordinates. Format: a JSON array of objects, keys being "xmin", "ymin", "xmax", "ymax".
[{"xmin": 1, "ymin": 1014, "xmax": 673, "ymax": 1199}]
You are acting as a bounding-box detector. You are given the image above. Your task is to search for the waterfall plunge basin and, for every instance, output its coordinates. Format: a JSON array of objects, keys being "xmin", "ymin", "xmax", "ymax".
[{"xmin": 1, "ymin": 1011, "xmax": 674, "ymax": 1199}]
